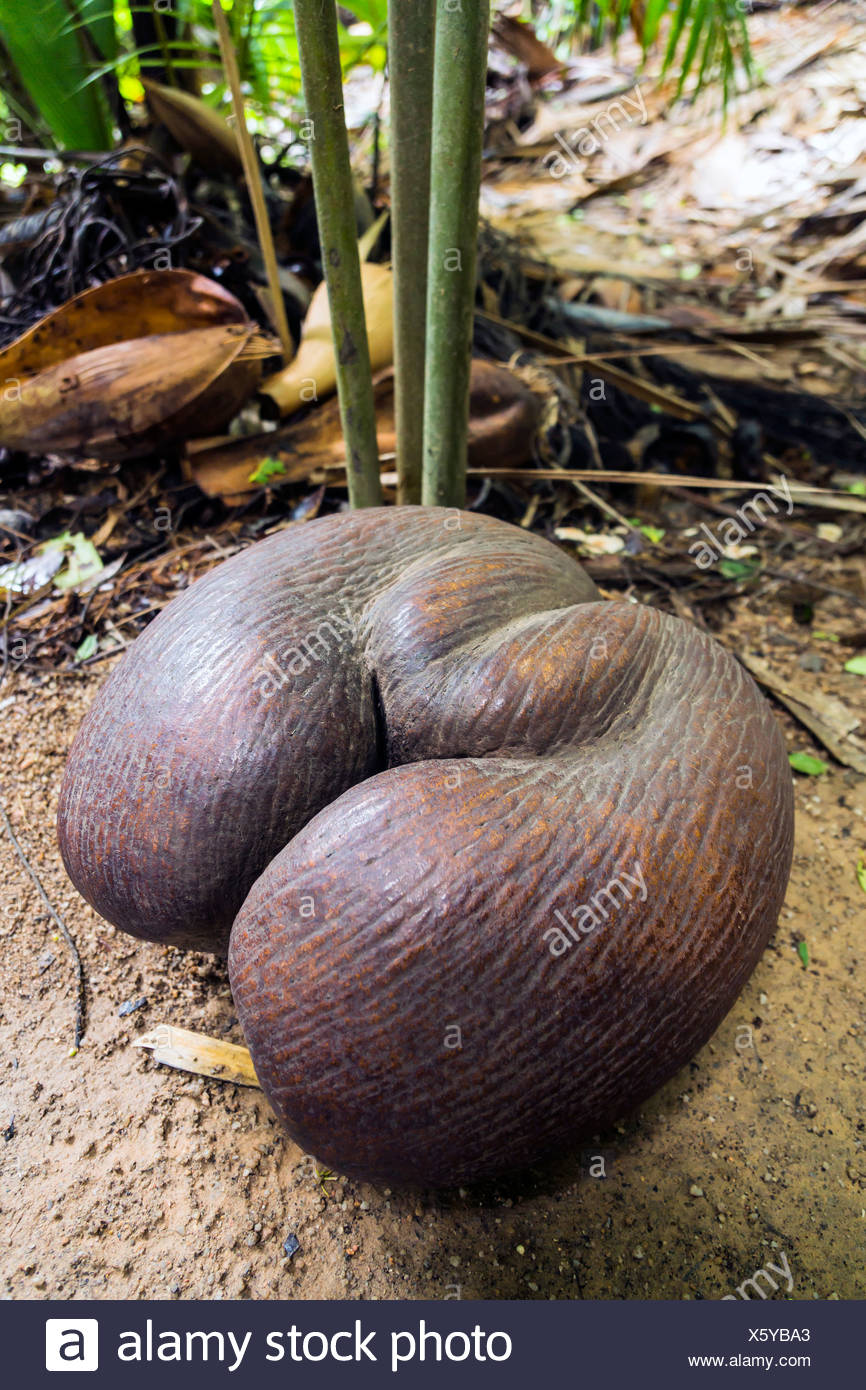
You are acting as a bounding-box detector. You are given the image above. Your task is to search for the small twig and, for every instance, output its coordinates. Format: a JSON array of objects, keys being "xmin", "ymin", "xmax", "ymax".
[
  {"xmin": 546, "ymin": 417, "xmax": 637, "ymax": 532},
  {"xmin": 0, "ymin": 590, "xmax": 11, "ymax": 691},
  {"xmin": 456, "ymin": 468, "xmax": 866, "ymax": 511},
  {"xmin": 564, "ymin": 414, "xmax": 639, "ymax": 531},
  {"xmin": 568, "ymin": 476, "xmax": 638, "ymax": 532},
  {"xmin": 763, "ymin": 568, "xmax": 866, "ymax": 611},
  {"xmin": 113, "ymin": 605, "xmax": 164, "ymax": 628},
  {"xmin": 668, "ymin": 485, "xmax": 788, "ymax": 534},
  {"xmin": 700, "ymin": 381, "xmax": 738, "ymax": 432},
  {"xmin": 0, "ymin": 801, "xmax": 86, "ymax": 1050}
]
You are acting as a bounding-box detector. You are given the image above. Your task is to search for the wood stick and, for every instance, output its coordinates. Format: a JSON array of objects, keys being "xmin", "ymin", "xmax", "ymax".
[
  {"xmin": 211, "ymin": 1, "xmax": 292, "ymax": 363},
  {"xmin": 134, "ymin": 1024, "xmax": 261, "ymax": 1088}
]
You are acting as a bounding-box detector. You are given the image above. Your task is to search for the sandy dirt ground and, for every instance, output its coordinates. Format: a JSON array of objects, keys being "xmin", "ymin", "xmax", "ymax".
[{"xmin": 1, "ymin": 579, "xmax": 865, "ymax": 1303}]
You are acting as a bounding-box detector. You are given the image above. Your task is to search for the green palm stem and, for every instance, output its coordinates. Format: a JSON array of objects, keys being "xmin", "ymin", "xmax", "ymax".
[
  {"xmin": 293, "ymin": 0, "xmax": 382, "ymax": 508},
  {"xmin": 421, "ymin": 0, "xmax": 489, "ymax": 508},
  {"xmin": 388, "ymin": 0, "xmax": 434, "ymax": 505}
]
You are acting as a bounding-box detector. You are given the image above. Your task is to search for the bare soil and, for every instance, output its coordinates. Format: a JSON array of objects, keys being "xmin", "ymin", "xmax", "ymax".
[{"xmin": 1, "ymin": 583, "xmax": 865, "ymax": 1302}]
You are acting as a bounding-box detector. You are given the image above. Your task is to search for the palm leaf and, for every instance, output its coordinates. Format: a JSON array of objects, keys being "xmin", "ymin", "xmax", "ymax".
[
  {"xmin": 0, "ymin": 0, "xmax": 115, "ymax": 148},
  {"xmin": 662, "ymin": 0, "xmax": 695, "ymax": 75},
  {"xmin": 642, "ymin": 0, "xmax": 671, "ymax": 48},
  {"xmin": 675, "ymin": 0, "xmax": 711, "ymax": 96}
]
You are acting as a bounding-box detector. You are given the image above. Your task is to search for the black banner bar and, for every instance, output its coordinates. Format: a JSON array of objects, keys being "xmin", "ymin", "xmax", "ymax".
[{"xmin": 9, "ymin": 1297, "xmax": 854, "ymax": 1387}]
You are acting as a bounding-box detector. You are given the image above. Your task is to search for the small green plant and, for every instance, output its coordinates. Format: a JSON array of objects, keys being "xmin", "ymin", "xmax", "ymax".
[
  {"xmin": 248, "ymin": 456, "xmax": 287, "ymax": 487},
  {"xmin": 629, "ymin": 520, "xmax": 665, "ymax": 544},
  {"xmin": 315, "ymin": 1166, "xmax": 338, "ymax": 1195},
  {"xmin": 788, "ymin": 752, "xmax": 828, "ymax": 777},
  {"xmin": 389, "ymin": 0, "xmax": 434, "ymax": 503},
  {"xmin": 74, "ymin": 633, "xmax": 98, "ymax": 663},
  {"xmin": 718, "ymin": 557, "xmax": 760, "ymax": 581}
]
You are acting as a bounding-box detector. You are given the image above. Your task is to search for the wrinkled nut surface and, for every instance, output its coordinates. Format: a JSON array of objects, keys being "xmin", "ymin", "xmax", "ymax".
[{"xmin": 59, "ymin": 507, "xmax": 793, "ymax": 1186}]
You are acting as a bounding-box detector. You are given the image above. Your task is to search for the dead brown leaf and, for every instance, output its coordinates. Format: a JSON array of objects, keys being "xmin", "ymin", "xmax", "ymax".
[
  {"xmin": 0, "ymin": 268, "xmax": 247, "ymax": 377},
  {"xmin": 141, "ymin": 79, "xmax": 242, "ymax": 176},
  {"xmin": 0, "ymin": 271, "xmax": 275, "ymax": 459},
  {"xmin": 0, "ymin": 326, "xmax": 274, "ymax": 459},
  {"xmin": 492, "ymin": 16, "xmax": 562, "ymax": 80}
]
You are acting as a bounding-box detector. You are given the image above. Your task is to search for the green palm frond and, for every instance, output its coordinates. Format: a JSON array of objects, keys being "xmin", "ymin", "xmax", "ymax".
[
  {"xmin": 537, "ymin": 0, "xmax": 753, "ymax": 103},
  {"xmin": 0, "ymin": 0, "xmax": 116, "ymax": 148},
  {"xmin": 0, "ymin": 0, "xmax": 389, "ymax": 151}
]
